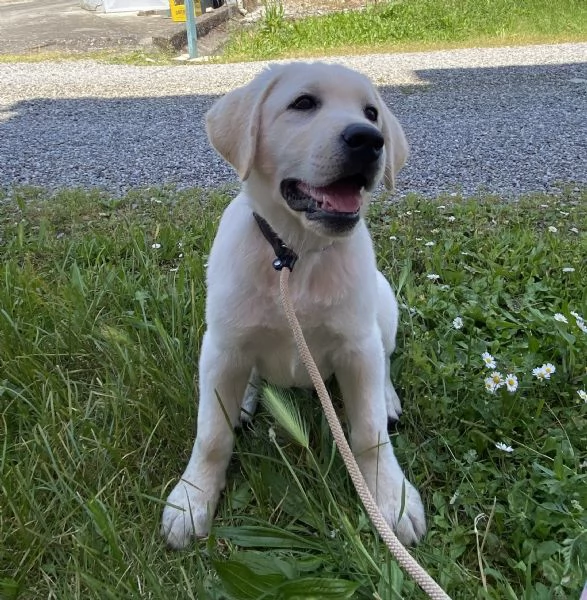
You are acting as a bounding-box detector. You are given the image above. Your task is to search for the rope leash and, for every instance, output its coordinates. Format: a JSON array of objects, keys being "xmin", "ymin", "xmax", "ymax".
[
  {"xmin": 251, "ymin": 211, "xmax": 450, "ymax": 597},
  {"xmin": 278, "ymin": 267, "xmax": 451, "ymax": 600}
]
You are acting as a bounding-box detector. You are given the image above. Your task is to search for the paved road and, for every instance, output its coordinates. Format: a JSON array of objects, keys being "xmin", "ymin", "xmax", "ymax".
[
  {"xmin": 0, "ymin": 43, "xmax": 586, "ymax": 198},
  {"xmin": 0, "ymin": 0, "xmax": 183, "ymax": 54}
]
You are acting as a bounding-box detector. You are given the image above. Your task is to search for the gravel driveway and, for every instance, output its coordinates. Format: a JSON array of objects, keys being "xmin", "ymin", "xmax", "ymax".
[{"xmin": 0, "ymin": 43, "xmax": 586, "ymax": 198}]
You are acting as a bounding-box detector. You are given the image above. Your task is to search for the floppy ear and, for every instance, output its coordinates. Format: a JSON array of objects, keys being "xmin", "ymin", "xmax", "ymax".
[
  {"xmin": 205, "ymin": 67, "xmax": 282, "ymax": 181},
  {"xmin": 376, "ymin": 91, "xmax": 409, "ymax": 191}
]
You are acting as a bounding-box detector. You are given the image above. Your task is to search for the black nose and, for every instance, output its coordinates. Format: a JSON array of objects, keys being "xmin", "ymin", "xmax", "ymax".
[{"xmin": 341, "ymin": 124, "xmax": 384, "ymax": 164}]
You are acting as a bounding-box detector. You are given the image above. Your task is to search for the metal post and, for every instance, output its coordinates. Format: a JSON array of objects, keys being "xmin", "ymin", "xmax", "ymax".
[{"xmin": 184, "ymin": 0, "xmax": 198, "ymax": 59}]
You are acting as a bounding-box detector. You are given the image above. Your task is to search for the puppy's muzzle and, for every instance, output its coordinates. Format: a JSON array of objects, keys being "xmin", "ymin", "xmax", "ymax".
[
  {"xmin": 342, "ymin": 123, "xmax": 384, "ymax": 167},
  {"xmin": 280, "ymin": 122, "xmax": 385, "ymax": 235}
]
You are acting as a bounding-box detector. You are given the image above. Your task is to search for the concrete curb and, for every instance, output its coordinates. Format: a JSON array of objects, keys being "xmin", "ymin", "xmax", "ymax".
[{"xmin": 154, "ymin": 5, "xmax": 234, "ymax": 51}]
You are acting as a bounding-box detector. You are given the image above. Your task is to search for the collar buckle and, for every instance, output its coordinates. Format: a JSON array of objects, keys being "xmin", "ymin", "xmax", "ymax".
[{"xmin": 253, "ymin": 212, "xmax": 298, "ymax": 272}]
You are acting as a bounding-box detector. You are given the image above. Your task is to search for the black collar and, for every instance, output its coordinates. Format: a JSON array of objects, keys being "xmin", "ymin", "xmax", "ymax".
[{"xmin": 253, "ymin": 212, "xmax": 298, "ymax": 272}]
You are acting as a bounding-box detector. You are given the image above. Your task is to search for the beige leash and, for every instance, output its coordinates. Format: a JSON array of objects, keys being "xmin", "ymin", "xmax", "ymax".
[{"xmin": 278, "ymin": 266, "xmax": 452, "ymax": 600}]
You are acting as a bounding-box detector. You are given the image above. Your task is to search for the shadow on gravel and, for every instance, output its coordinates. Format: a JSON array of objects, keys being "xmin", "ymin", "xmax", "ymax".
[{"xmin": 1, "ymin": 62, "xmax": 585, "ymax": 196}]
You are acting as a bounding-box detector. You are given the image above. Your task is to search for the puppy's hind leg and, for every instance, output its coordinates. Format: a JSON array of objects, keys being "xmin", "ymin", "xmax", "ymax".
[
  {"xmin": 161, "ymin": 332, "xmax": 251, "ymax": 549},
  {"xmin": 376, "ymin": 271, "xmax": 402, "ymax": 423},
  {"xmin": 240, "ymin": 368, "xmax": 261, "ymax": 424}
]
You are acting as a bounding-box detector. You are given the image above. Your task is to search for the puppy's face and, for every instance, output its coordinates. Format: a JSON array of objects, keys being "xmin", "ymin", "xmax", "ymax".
[
  {"xmin": 256, "ymin": 65, "xmax": 387, "ymax": 236},
  {"xmin": 206, "ymin": 63, "xmax": 408, "ymax": 239}
]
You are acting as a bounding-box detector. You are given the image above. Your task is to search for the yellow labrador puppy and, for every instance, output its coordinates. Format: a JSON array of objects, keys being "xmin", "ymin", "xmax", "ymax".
[{"xmin": 161, "ymin": 62, "xmax": 426, "ymax": 548}]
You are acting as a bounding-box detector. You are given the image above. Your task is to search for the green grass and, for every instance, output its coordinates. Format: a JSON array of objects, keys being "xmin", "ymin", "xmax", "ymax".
[
  {"xmin": 223, "ymin": 0, "xmax": 587, "ymax": 62},
  {"xmin": 1, "ymin": 185, "xmax": 586, "ymax": 599}
]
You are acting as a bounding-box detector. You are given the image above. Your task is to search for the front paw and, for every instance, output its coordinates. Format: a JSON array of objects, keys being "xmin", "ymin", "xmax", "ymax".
[
  {"xmin": 161, "ymin": 481, "xmax": 215, "ymax": 550},
  {"xmin": 379, "ymin": 479, "xmax": 426, "ymax": 546}
]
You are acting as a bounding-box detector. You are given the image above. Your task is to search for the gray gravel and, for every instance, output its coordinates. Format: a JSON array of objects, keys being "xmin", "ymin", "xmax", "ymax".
[{"xmin": 1, "ymin": 43, "xmax": 586, "ymax": 198}]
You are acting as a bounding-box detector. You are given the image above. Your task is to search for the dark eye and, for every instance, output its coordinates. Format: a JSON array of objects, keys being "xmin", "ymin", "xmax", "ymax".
[
  {"xmin": 364, "ymin": 105, "xmax": 378, "ymax": 122},
  {"xmin": 289, "ymin": 95, "xmax": 318, "ymax": 111}
]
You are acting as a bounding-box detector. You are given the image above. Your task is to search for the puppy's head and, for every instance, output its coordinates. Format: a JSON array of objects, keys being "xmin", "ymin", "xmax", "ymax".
[{"xmin": 206, "ymin": 62, "xmax": 408, "ymax": 238}]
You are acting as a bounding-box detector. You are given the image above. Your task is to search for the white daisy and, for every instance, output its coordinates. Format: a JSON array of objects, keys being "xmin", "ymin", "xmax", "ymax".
[
  {"xmin": 548, "ymin": 226, "xmax": 558, "ymax": 233},
  {"xmin": 389, "ymin": 235, "xmax": 397, "ymax": 240},
  {"xmin": 571, "ymin": 312, "xmax": 587, "ymax": 333},
  {"xmin": 169, "ymin": 267, "xmax": 179, "ymax": 273},
  {"xmin": 452, "ymin": 316, "xmax": 463, "ymax": 330},
  {"xmin": 482, "ymin": 352, "xmax": 496, "ymax": 369},
  {"xmin": 554, "ymin": 313, "xmax": 568, "ymax": 323},
  {"xmin": 437, "ymin": 205, "xmax": 446, "ymax": 210},
  {"xmin": 577, "ymin": 390, "xmax": 587, "ymax": 402},
  {"xmin": 542, "ymin": 363, "xmax": 556, "ymax": 378},
  {"xmin": 505, "ymin": 374, "xmax": 518, "ymax": 393},
  {"xmin": 562, "ymin": 267, "xmax": 575, "ymax": 272},
  {"xmin": 495, "ymin": 442, "xmax": 514, "ymax": 453},
  {"xmin": 447, "ymin": 215, "xmax": 456, "ymax": 222},
  {"xmin": 427, "ymin": 273, "xmax": 440, "ymax": 281},
  {"xmin": 425, "ymin": 241, "xmax": 435, "ymax": 247},
  {"xmin": 532, "ymin": 366, "xmax": 546, "ymax": 380},
  {"xmin": 151, "ymin": 243, "xmax": 161, "ymax": 249},
  {"xmin": 570, "ymin": 227, "xmax": 579, "ymax": 234},
  {"xmin": 484, "ymin": 377, "xmax": 498, "ymax": 394},
  {"xmin": 490, "ymin": 371, "xmax": 504, "ymax": 387}
]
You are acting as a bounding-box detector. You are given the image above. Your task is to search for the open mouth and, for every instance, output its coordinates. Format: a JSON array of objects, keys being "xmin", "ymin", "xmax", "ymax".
[{"xmin": 280, "ymin": 174, "xmax": 367, "ymax": 218}]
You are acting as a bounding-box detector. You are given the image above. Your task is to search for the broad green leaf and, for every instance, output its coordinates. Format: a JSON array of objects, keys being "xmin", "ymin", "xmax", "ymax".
[
  {"xmin": 214, "ymin": 526, "xmax": 324, "ymax": 551},
  {"xmin": 231, "ymin": 551, "xmax": 299, "ymax": 579},
  {"xmin": 213, "ymin": 560, "xmax": 287, "ymax": 600},
  {"xmin": 277, "ymin": 577, "xmax": 359, "ymax": 599}
]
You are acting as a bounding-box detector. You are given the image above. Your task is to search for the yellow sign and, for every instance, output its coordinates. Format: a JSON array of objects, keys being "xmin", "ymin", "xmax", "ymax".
[{"xmin": 169, "ymin": 0, "xmax": 201, "ymax": 21}]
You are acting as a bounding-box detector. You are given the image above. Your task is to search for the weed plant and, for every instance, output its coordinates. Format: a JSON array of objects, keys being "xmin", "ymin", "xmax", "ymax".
[{"xmin": 224, "ymin": 0, "xmax": 587, "ymax": 62}]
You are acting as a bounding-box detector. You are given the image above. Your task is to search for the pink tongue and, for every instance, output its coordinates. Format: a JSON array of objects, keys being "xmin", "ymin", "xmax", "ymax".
[{"xmin": 299, "ymin": 180, "xmax": 362, "ymax": 213}]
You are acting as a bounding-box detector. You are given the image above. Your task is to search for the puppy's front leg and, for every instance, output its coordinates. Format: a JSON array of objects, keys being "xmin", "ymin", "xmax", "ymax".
[
  {"xmin": 161, "ymin": 331, "xmax": 250, "ymax": 549},
  {"xmin": 335, "ymin": 332, "xmax": 426, "ymax": 545}
]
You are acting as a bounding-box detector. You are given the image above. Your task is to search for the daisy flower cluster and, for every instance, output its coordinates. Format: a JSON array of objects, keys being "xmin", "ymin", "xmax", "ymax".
[
  {"xmin": 553, "ymin": 310, "xmax": 586, "ymax": 333},
  {"xmin": 481, "ymin": 352, "xmax": 563, "ymax": 394},
  {"xmin": 481, "ymin": 353, "xmax": 518, "ymax": 394},
  {"xmin": 532, "ymin": 363, "xmax": 556, "ymax": 380},
  {"xmin": 479, "ymin": 307, "xmax": 586, "ymax": 399}
]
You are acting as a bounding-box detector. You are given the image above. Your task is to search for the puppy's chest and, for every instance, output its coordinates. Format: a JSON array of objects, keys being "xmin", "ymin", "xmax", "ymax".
[
  {"xmin": 234, "ymin": 262, "xmax": 351, "ymax": 386},
  {"xmin": 239, "ymin": 257, "xmax": 351, "ymax": 330},
  {"xmin": 237, "ymin": 279, "xmax": 343, "ymax": 336}
]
